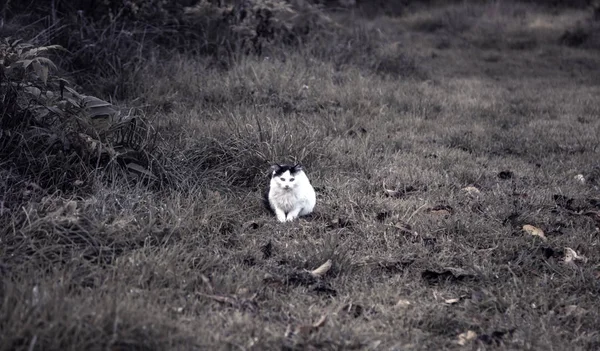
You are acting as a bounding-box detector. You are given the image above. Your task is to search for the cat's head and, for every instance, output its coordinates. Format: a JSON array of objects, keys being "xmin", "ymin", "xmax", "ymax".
[{"xmin": 270, "ymin": 163, "xmax": 304, "ymax": 191}]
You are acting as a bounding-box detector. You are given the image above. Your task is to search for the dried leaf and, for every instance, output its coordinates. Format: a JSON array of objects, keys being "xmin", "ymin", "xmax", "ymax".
[
  {"xmin": 310, "ymin": 259, "xmax": 332, "ymax": 278},
  {"xmin": 285, "ymin": 315, "xmax": 328, "ymax": 339},
  {"xmin": 200, "ymin": 274, "xmax": 213, "ymax": 292},
  {"xmin": 383, "ymin": 184, "xmax": 420, "ymax": 198},
  {"xmin": 126, "ymin": 163, "xmax": 158, "ymax": 181},
  {"xmin": 312, "ymin": 315, "xmax": 327, "ymax": 328},
  {"xmin": 236, "ymin": 287, "xmax": 250, "ymax": 296},
  {"xmin": 31, "ymin": 285, "xmax": 40, "ymax": 306},
  {"xmin": 433, "ymin": 209, "xmax": 452, "ymax": 216},
  {"xmin": 461, "ymin": 186, "xmax": 481, "ymax": 195},
  {"xmin": 444, "ymin": 297, "xmax": 461, "ymax": 305},
  {"xmin": 395, "ymin": 299, "xmax": 411, "ymax": 308},
  {"xmin": 564, "ymin": 247, "xmax": 588, "ymax": 264},
  {"xmin": 383, "ymin": 188, "xmax": 400, "ymax": 197},
  {"xmin": 427, "ymin": 205, "xmax": 454, "ymax": 217},
  {"xmin": 457, "ymin": 330, "xmax": 477, "ymax": 346},
  {"xmin": 523, "ymin": 225, "xmax": 547, "ymax": 241},
  {"xmin": 391, "ymin": 222, "xmax": 414, "ymax": 234},
  {"xmin": 200, "ymin": 292, "xmax": 257, "ymax": 310},
  {"xmin": 563, "ymin": 304, "xmax": 587, "ymax": 316}
]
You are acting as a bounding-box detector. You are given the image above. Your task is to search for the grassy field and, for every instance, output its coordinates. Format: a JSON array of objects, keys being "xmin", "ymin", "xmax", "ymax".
[{"xmin": 2, "ymin": 1, "xmax": 600, "ymax": 350}]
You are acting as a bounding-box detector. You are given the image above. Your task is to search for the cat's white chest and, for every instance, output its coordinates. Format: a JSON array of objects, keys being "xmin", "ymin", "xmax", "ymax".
[{"xmin": 271, "ymin": 190, "xmax": 300, "ymax": 213}]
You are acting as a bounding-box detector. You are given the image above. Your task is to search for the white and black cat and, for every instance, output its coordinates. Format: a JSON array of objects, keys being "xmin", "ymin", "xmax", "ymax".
[{"xmin": 264, "ymin": 163, "xmax": 316, "ymax": 222}]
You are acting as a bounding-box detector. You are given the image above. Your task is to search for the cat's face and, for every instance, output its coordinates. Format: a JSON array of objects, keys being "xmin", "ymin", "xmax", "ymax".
[{"xmin": 271, "ymin": 164, "xmax": 303, "ymax": 191}]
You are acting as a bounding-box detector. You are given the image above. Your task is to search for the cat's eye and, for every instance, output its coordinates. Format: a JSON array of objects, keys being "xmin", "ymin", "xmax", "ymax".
[
  {"xmin": 280, "ymin": 177, "xmax": 285, "ymax": 181},
  {"xmin": 290, "ymin": 178, "xmax": 295, "ymax": 181}
]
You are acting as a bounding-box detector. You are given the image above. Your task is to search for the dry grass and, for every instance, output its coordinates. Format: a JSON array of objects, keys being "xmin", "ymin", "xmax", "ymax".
[{"xmin": 2, "ymin": 1, "xmax": 600, "ymax": 350}]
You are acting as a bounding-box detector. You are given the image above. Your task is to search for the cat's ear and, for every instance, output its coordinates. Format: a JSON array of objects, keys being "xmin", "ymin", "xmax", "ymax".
[
  {"xmin": 293, "ymin": 163, "xmax": 303, "ymax": 171},
  {"xmin": 271, "ymin": 164, "xmax": 282, "ymax": 172}
]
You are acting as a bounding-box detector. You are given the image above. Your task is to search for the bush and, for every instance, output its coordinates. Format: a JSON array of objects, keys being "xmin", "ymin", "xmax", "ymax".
[
  {"xmin": 2, "ymin": 0, "xmax": 337, "ymax": 98},
  {"xmin": 0, "ymin": 38, "xmax": 158, "ymax": 205}
]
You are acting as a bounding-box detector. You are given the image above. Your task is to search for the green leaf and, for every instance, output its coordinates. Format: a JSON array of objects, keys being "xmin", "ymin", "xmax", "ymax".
[
  {"xmin": 22, "ymin": 45, "xmax": 64, "ymax": 59},
  {"xmin": 64, "ymin": 86, "xmax": 83, "ymax": 99},
  {"xmin": 9, "ymin": 39, "xmax": 23, "ymax": 48},
  {"xmin": 24, "ymin": 86, "xmax": 42, "ymax": 97},
  {"xmin": 16, "ymin": 59, "xmax": 34, "ymax": 69},
  {"xmin": 88, "ymin": 106, "xmax": 117, "ymax": 118},
  {"xmin": 47, "ymin": 106, "xmax": 65, "ymax": 116},
  {"xmin": 65, "ymin": 96, "xmax": 81, "ymax": 108},
  {"xmin": 82, "ymin": 96, "xmax": 113, "ymax": 108},
  {"xmin": 33, "ymin": 57, "xmax": 57, "ymax": 71}
]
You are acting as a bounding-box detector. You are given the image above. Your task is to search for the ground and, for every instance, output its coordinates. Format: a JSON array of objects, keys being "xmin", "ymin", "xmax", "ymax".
[{"xmin": 1, "ymin": 1, "xmax": 600, "ymax": 350}]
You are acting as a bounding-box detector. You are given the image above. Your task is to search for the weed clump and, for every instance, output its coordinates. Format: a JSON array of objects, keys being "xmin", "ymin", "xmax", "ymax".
[{"xmin": 0, "ymin": 39, "xmax": 158, "ymax": 205}]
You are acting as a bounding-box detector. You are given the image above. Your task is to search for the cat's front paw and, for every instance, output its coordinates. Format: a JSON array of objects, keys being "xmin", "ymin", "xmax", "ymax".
[
  {"xmin": 276, "ymin": 213, "xmax": 287, "ymax": 222},
  {"xmin": 286, "ymin": 214, "xmax": 297, "ymax": 222}
]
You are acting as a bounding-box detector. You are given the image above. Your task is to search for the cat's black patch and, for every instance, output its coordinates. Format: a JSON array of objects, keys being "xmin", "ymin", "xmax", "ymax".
[
  {"xmin": 271, "ymin": 163, "xmax": 303, "ymax": 177},
  {"xmin": 262, "ymin": 186, "xmax": 274, "ymax": 213}
]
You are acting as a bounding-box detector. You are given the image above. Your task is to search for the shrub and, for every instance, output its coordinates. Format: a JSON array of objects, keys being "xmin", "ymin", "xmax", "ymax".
[
  {"xmin": 0, "ymin": 38, "xmax": 158, "ymax": 205},
  {"xmin": 3, "ymin": 1, "xmax": 338, "ymax": 98}
]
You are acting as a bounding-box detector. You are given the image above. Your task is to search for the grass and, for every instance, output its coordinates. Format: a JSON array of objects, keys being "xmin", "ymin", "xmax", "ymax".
[{"xmin": 2, "ymin": 1, "xmax": 600, "ymax": 350}]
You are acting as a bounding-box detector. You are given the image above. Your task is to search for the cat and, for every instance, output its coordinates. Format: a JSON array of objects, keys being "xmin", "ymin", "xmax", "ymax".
[{"xmin": 264, "ymin": 163, "xmax": 316, "ymax": 222}]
